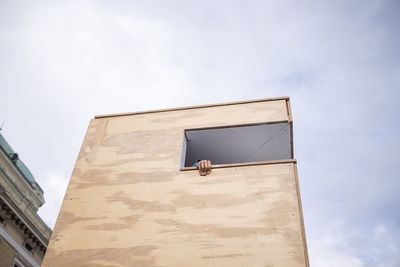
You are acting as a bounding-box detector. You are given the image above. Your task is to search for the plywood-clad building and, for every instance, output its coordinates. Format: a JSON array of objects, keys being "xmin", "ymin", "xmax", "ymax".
[{"xmin": 42, "ymin": 97, "xmax": 309, "ymax": 267}]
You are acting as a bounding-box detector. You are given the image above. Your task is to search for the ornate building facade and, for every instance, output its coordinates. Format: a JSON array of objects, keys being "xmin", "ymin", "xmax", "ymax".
[{"xmin": 0, "ymin": 132, "xmax": 51, "ymax": 267}]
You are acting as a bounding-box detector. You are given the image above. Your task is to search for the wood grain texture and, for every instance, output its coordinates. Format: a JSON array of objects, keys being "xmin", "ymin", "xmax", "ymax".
[{"xmin": 42, "ymin": 99, "xmax": 308, "ymax": 267}]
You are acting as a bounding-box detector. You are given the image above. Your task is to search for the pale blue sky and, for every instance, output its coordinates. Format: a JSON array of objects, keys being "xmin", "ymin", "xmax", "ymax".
[{"xmin": 1, "ymin": 1, "xmax": 399, "ymax": 266}]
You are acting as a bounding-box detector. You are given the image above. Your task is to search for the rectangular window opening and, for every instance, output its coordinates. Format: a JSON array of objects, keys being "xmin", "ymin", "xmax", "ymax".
[
  {"xmin": 24, "ymin": 242, "xmax": 33, "ymax": 252},
  {"xmin": 182, "ymin": 122, "xmax": 292, "ymax": 168},
  {"xmin": 13, "ymin": 258, "xmax": 27, "ymax": 267}
]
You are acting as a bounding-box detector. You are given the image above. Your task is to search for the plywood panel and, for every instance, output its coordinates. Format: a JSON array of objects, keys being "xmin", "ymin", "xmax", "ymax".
[
  {"xmin": 105, "ymin": 99, "xmax": 289, "ymax": 134},
  {"xmin": 42, "ymin": 99, "xmax": 307, "ymax": 267}
]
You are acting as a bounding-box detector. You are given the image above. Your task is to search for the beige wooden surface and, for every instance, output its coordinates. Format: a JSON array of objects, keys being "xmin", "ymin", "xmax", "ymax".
[{"xmin": 42, "ymin": 99, "xmax": 308, "ymax": 267}]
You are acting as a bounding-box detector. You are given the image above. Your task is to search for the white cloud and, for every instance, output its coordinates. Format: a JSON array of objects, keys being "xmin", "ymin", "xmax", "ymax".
[{"xmin": 309, "ymin": 221, "xmax": 400, "ymax": 267}]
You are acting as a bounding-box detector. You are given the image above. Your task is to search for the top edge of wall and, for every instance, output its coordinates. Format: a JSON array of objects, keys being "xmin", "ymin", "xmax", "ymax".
[{"xmin": 94, "ymin": 96, "xmax": 290, "ymax": 119}]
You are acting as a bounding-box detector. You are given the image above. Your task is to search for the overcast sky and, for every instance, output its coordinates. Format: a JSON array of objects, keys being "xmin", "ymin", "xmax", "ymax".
[{"xmin": 1, "ymin": 1, "xmax": 399, "ymax": 266}]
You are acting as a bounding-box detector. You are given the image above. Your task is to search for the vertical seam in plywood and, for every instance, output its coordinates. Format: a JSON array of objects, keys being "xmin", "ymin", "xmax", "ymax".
[
  {"xmin": 285, "ymin": 98, "xmax": 293, "ymax": 122},
  {"xmin": 285, "ymin": 99, "xmax": 294, "ymax": 159},
  {"xmin": 293, "ymin": 162, "xmax": 310, "ymax": 267},
  {"xmin": 290, "ymin": 122, "xmax": 294, "ymax": 159},
  {"xmin": 180, "ymin": 130, "xmax": 188, "ymax": 169}
]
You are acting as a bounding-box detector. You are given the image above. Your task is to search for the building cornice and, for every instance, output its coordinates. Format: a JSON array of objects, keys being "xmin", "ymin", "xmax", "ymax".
[
  {"xmin": 0, "ymin": 194, "xmax": 49, "ymax": 252},
  {"xmin": 0, "ymin": 225, "xmax": 40, "ymax": 267},
  {"xmin": 0, "ymin": 149, "xmax": 44, "ymax": 210}
]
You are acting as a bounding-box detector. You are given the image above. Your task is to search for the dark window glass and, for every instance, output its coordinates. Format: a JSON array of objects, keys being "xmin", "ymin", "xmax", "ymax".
[
  {"xmin": 24, "ymin": 242, "xmax": 33, "ymax": 252},
  {"xmin": 182, "ymin": 122, "xmax": 292, "ymax": 167}
]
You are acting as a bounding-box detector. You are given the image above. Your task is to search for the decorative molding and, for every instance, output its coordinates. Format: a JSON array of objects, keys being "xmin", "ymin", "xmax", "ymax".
[
  {"xmin": 0, "ymin": 195, "xmax": 50, "ymax": 248},
  {"xmin": 0, "ymin": 153, "xmax": 44, "ymax": 209},
  {"xmin": 0, "ymin": 163, "xmax": 40, "ymax": 211},
  {"xmin": 0, "ymin": 225, "xmax": 40, "ymax": 267}
]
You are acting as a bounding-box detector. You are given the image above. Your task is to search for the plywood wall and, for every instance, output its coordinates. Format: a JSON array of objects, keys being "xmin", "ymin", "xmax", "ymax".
[{"xmin": 42, "ymin": 99, "xmax": 308, "ymax": 267}]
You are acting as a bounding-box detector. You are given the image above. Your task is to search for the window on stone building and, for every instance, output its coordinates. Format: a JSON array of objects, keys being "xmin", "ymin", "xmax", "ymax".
[
  {"xmin": 13, "ymin": 258, "xmax": 26, "ymax": 267},
  {"xmin": 24, "ymin": 242, "xmax": 33, "ymax": 253}
]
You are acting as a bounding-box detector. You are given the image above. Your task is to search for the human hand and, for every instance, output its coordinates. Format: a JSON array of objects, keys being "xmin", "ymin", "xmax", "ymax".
[{"xmin": 196, "ymin": 160, "xmax": 212, "ymax": 176}]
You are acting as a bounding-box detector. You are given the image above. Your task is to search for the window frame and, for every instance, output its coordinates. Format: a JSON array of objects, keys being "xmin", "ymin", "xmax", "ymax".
[
  {"xmin": 180, "ymin": 121, "xmax": 294, "ymax": 171},
  {"xmin": 13, "ymin": 258, "xmax": 27, "ymax": 267}
]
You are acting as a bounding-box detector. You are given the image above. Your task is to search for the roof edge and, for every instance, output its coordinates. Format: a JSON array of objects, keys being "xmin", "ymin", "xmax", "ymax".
[
  {"xmin": 95, "ymin": 96, "xmax": 290, "ymax": 119},
  {"xmin": 0, "ymin": 133, "xmax": 42, "ymax": 193}
]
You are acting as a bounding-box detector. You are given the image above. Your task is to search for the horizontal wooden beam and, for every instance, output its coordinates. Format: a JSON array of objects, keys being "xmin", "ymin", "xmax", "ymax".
[
  {"xmin": 184, "ymin": 120, "xmax": 290, "ymax": 132},
  {"xmin": 180, "ymin": 159, "xmax": 297, "ymax": 171},
  {"xmin": 95, "ymin": 96, "xmax": 290, "ymax": 119}
]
